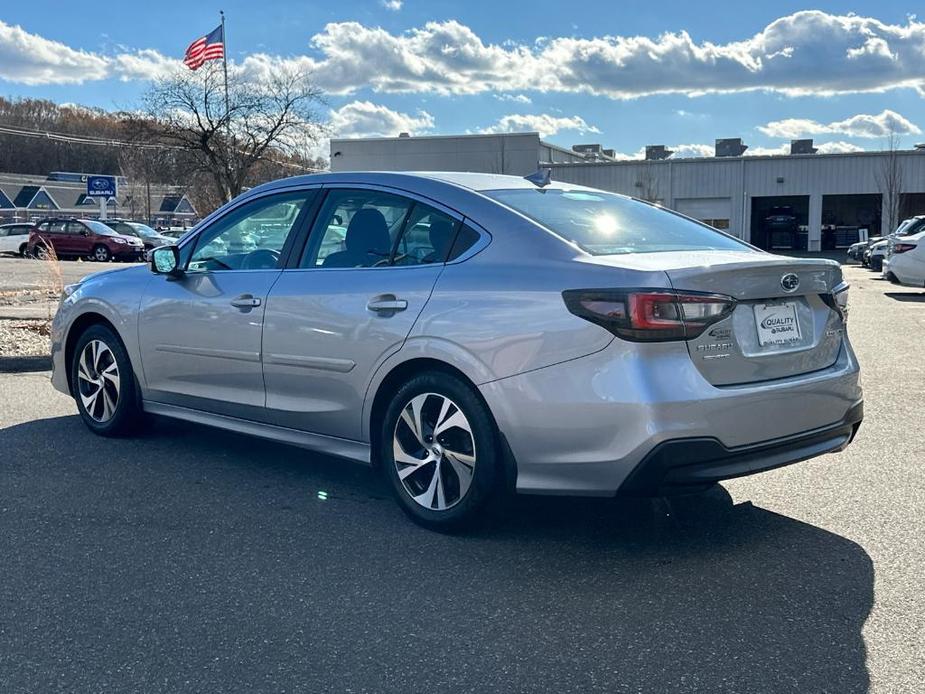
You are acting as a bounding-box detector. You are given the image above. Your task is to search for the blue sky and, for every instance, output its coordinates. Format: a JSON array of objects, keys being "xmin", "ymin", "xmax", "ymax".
[{"xmin": 2, "ymin": 1, "xmax": 925, "ymax": 159}]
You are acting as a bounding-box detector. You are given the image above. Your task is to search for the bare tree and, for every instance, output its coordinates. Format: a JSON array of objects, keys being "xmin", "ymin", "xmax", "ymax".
[
  {"xmin": 875, "ymin": 127, "xmax": 905, "ymax": 235},
  {"xmin": 141, "ymin": 62, "xmax": 325, "ymax": 204}
]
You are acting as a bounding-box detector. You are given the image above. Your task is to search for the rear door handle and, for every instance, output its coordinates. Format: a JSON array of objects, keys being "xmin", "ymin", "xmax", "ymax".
[
  {"xmin": 230, "ymin": 294, "xmax": 261, "ymax": 309},
  {"xmin": 367, "ymin": 296, "xmax": 408, "ymax": 313}
]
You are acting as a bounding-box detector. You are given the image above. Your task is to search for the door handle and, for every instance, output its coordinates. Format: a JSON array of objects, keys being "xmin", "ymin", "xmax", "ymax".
[
  {"xmin": 230, "ymin": 294, "xmax": 261, "ymax": 309},
  {"xmin": 367, "ymin": 296, "xmax": 408, "ymax": 313}
]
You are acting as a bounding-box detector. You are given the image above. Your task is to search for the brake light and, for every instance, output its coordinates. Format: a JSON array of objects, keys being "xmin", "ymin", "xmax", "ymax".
[
  {"xmin": 562, "ymin": 289, "xmax": 736, "ymax": 342},
  {"xmin": 894, "ymin": 243, "xmax": 917, "ymax": 254}
]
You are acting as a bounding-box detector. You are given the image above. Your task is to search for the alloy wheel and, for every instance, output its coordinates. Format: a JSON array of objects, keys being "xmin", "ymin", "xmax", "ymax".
[
  {"xmin": 76, "ymin": 340, "xmax": 120, "ymax": 422},
  {"xmin": 392, "ymin": 392, "xmax": 477, "ymax": 511},
  {"xmin": 95, "ymin": 246, "xmax": 110, "ymax": 261}
]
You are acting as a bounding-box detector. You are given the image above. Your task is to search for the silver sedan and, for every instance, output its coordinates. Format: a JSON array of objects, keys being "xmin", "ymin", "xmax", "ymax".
[{"xmin": 50, "ymin": 172, "xmax": 863, "ymax": 530}]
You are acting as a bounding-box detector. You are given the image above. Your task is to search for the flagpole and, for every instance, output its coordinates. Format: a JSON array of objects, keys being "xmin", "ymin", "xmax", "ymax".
[{"xmin": 220, "ymin": 10, "xmax": 230, "ymax": 136}]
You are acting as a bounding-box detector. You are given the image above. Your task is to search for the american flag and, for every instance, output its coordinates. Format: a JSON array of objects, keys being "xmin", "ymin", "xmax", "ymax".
[{"xmin": 183, "ymin": 25, "xmax": 224, "ymax": 70}]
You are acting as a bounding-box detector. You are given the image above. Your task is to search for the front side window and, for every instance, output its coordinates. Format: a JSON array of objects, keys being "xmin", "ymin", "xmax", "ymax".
[
  {"xmin": 188, "ymin": 191, "xmax": 315, "ymax": 272},
  {"xmin": 484, "ymin": 188, "xmax": 751, "ymax": 256}
]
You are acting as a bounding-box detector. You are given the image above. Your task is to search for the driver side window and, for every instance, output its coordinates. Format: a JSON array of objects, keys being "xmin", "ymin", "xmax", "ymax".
[{"xmin": 188, "ymin": 191, "xmax": 315, "ymax": 272}]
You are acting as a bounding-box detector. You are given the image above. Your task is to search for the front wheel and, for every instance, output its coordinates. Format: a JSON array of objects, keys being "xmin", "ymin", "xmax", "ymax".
[
  {"xmin": 380, "ymin": 372, "xmax": 500, "ymax": 531},
  {"xmin": 71, "ymin": 324, "xmax": 142, "ymax": 436}
]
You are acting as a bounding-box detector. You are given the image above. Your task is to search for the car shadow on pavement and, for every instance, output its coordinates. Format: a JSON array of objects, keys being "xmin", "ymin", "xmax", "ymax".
[
  {"xmin": 0, "ymin": 414, "xmax": 874, "ymax": 694},
  {"xmin": 884, "ymin": 291, "xmax": 925, "ymax": 302}
]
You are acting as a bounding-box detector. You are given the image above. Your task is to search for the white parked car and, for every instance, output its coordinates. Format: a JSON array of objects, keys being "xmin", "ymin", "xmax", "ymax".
[
  {"xmin": 0, "ymin": 222, "xmax": 34, "ymax": 256},
  {"xmin": 883, "ymin": 231, "xmax": 925, "ymax": 287}
]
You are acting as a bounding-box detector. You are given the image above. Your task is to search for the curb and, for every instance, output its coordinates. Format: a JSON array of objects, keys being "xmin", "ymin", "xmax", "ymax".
[{"xmin": 0, "ymin": 355, "xmax": 52, "ymax": 373}]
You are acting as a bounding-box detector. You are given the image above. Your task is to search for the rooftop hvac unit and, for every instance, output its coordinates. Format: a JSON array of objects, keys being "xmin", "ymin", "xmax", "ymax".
[
  {"xmin": 715, "ymin": 138, "xmax": 748, "ymax": 157},
  {"xmin": 645, "ymin": 145, "xmax": 674, "ymax": 160},
  {"xmin": 572, "ymin": 144, "xmax": 603, "ymax": 156},
  {"xmin": 790, "ymin": 139, "xmax": 817, "ymax": 155}
]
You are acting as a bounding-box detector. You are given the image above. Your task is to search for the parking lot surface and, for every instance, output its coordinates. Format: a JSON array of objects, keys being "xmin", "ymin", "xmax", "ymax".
[{"xmin": 0, "ymin": 264, "xmax": 922, "ymax": 693}]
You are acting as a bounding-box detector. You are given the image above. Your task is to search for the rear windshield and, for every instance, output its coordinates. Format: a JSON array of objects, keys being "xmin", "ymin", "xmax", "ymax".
[{"xmin": 484, "ymin": 188, "xmax": 750, "ymax": 255}]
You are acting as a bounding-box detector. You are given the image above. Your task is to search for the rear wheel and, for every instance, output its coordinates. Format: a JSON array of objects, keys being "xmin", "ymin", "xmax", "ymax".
[
  {"xmin": 18, "ymin": 243, "xmax": 27, "ymax": 257},
  {"xmin": 380, "ymin": 372, "xmax": 500, "ymax": 531},
  {"xmin": 93, "ymin": 245, "xmax": 111, "ymax": 262},
  {"xmin": 34, "ymin": 245, "xmax": 50, "ymax": 260},
  {"xmin": 71, "ymin": 324, "xmax": 142, "ymax": 436}
]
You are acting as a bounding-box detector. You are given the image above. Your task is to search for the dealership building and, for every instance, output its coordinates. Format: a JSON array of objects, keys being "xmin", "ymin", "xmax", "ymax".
[
  {"xmin": 0, "ymin": 171, "xmax": 198, "ymax": 228},
  {"xmin": 330, "ymin": 132, "xmax": 925, "ymax": 252}
]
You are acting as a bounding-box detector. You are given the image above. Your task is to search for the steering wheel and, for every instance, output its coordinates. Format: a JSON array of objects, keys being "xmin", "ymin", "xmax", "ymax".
[{"xmin": 240, "ymin": 248, "xmax": 280, "ymax": 270}]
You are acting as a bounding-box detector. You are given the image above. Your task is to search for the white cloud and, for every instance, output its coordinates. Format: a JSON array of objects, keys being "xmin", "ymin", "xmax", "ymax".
[
  {"xmin": 270, "ymin": 11, "xmax": 925, "ymax": 99},
  {"xmin": 381, "ymin": 0, "xmax": 403, "ymax": 9},
  {"xmin": 316, "ymin": 99, "xmax": 433, "ymax": 159},
  {"xmin": 113, "ymin": 49, "xmax": 182, "ymax": 81},
  {"xmin": 495, "ymin": 94, "xmax": 532, "ymax": 104},
  {"xmin": 478, "ymin": 113, "xmax": 599, "ymax": 138},
  {"xmin": 759, "ymin": 109, "xmax": 921, "ymax": 139},
  {"xmin": 815, "ymin": 140, "xmax": 866, "ymax": 154},
  {"xmin": 328, "ymin": 100, "xmax": 434, "ymax": 138},
  {"xmin": 6, "ymin": 10, "xmax": 925, "ymax": 104},
  {"xmin": 0, "ymin": 20, "xmax": 108, "ymax": 84}
]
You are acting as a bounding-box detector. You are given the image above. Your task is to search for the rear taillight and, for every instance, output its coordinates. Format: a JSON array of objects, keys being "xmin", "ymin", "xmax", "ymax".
[
  {"xmin": 894, "ymin": 243, "xmax": 917, "ymax": 254},
  {"xmin": 562, "ymin": 289, "xmax": 736, "ymax": 342},
  {"xmin": 822, "ymin": 282, "xmax": 849, "ymax": 322}
]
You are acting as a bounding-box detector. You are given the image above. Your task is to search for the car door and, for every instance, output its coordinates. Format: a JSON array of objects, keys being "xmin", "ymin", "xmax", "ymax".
[
  {"xmin": 261, "ymin": 186, "xmax": 464, "ymax": 441},
  {"xmin": 66, "ymin": 221, "xmax": 96, "ymax": 257},
  {"xmin": 40, "ymin": 220, "xmax": 71, "ymax": 256},
  {"xmin": 137, "ymin": 188, "xmax": 319, "ymax": 416}
]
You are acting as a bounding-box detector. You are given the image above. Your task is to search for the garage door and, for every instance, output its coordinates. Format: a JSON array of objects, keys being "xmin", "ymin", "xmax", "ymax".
[{"xmin": 674, "ymin": 197, "xmax": 732, "ymax": 223}]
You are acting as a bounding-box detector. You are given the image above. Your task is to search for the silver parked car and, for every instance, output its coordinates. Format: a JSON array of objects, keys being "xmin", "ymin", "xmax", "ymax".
[{"xmin": 50, "ymin": 172, "xmax": 863, "ymax": 530}]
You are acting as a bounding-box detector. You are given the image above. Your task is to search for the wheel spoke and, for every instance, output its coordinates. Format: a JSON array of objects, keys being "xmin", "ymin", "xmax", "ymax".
[
  {"xmin": 434, "ymin": 408, "xmax": 470, "ymax": 438},
  {"xmin": 400, "ymin": 395, "xmax": 428, "ymax": 446},
  {"xmin": 412, "ymin": 462, "xmax": 444, "ymax": 509},
  {"xmin": 101, "ymin": 361, "xmax": 120, "ymax": 389},
  {"xmin": 444, "ymin": 451, "xmax": 474, "ymax": 499},
  {"xmin": 79, "ymin": 385, "xmax": 100, "ymax": 413}
]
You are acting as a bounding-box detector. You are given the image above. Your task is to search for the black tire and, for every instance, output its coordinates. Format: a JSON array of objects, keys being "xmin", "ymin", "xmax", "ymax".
[
  {"xmin": 885, "ymin": 271, "xmax": 899, "ymax": 284},
  {"xmin": 92, "ymin": 244, "xmax": 111, "ymax": 262},
  {"xmin": 34, "ymin": 244, "xmax": 50, "ymax": 260},
  {"xmin": 870, "ymin": 258, "xmax": 882, "ymax": 272},
  {"xmin": 18, "ymin": 243, "xmax": 27, "ymax": 257},
  {"xmin": 70, "ymin": 323, "xmax": 142, "ymax": 437},
  {"xmin": 379, "ymin": 371, "xmax": 500, "ymax": 531}
]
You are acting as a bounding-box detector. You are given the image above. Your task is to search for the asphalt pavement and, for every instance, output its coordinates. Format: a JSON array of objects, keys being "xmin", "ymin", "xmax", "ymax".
[{"xmin": 0, "ymin": 264, "xmax": 922, "ymax": 693}]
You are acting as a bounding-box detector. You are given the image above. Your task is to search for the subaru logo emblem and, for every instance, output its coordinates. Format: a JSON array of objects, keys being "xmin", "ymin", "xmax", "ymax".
[{"xmin": 781, "ymin": 273, "xmax": 800, "ymax": 292}]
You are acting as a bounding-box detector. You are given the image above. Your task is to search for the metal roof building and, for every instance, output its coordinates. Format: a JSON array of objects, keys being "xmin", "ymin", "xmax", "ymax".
[{"xmin": 330, "ymin": 132, "xmax": 925, "ymax": 253}]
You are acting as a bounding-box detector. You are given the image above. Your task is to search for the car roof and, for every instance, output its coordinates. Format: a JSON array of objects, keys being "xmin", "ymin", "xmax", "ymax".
[{"xmin": 248, "ymin": 170, "xmax": 599, "ymax": 196}]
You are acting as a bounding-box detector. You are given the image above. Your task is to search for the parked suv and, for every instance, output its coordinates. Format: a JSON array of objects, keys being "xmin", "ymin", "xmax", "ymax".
[
  {"xmin": 0, "ymin": 222, "xmax": 33, "ymax": 256},
  {"xmin": 28, "ymin": 218, "xmax": 145, "ymax": 262},
  {"xmin": 102, "ymin": 219, "xmax": 176, "ymax": 251}
]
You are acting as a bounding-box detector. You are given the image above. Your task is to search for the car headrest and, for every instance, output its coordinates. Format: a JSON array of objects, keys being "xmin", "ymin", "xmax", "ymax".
[{"xmin": 345, "ymin": 208, "xmax": 390, "ymax": 254}]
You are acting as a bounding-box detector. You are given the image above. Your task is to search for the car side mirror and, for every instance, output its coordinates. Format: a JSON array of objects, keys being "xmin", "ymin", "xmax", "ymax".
[{"xmin": 151, "ymin": 245, "xmax": 182, "ymax": 277}]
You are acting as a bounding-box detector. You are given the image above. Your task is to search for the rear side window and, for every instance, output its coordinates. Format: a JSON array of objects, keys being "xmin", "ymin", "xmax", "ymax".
[
  {"xmin": 392, "ymin": 203, "xmax": 460, "ymax": 266},
  {"xmin": 484, "ymin": 188, "xmax": 750, "ymax": 255}
]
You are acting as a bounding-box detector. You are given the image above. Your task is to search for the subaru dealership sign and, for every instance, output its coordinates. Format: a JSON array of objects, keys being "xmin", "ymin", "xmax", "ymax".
[{"xmin": 86, "ymin": 175, "xmax": 117, "ymax": 198}]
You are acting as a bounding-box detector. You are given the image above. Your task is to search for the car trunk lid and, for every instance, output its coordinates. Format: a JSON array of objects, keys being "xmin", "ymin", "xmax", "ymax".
[{"xmin": 585, "ymin": 250, "xmax": 846, "ymax": 386}]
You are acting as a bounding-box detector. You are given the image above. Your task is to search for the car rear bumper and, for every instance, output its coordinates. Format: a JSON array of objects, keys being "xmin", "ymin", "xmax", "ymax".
[
  {"xmin": 479, "ymin": 337, "xmax": 862, "ymax": 497},
  {"xmin": 618, "ymin": 401, "xmax": 862, "ymax": 495}
]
